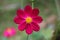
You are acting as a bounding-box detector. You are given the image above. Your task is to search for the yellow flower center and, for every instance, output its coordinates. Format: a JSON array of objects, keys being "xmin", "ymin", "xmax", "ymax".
[
  {"xmin": 26, "ymin": 17, "xmax": 32, "ymax": 23},
  {"xmin": 7, "ymin": 28, "xmax": 11, "ymax": 33}
]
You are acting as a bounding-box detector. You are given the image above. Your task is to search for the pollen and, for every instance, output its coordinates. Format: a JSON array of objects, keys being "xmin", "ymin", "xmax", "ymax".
[
  {"xmin": 7, "ymin": 28, "xmax": 11, "ymax": 33},
  {"xmin": 26, "ymin": 17, "xmax": 32, "ymax": 23}
]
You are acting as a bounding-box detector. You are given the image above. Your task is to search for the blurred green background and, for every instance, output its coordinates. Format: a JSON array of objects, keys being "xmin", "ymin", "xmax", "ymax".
[{"xmin": 0, "ymin": 0, "xmax": 60, "ymax": 40}]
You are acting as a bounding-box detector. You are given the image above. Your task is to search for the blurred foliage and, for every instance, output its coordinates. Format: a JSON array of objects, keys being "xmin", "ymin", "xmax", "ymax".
[{"xmin": 0, "ymin": 0, "xmax": 60, "ymax": 40}]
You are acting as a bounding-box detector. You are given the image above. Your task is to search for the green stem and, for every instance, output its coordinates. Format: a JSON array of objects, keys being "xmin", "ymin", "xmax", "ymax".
[
  {"xmin": 27, "ymin": 35, "xmax": 29, "ymax": 40},
  {"xmin": 32, "ymin": 0, "xmax": 34, "ymax": 9},
  {"xmin": 55, "ymin": 0, "xmax": 60, "ymax": 19}
]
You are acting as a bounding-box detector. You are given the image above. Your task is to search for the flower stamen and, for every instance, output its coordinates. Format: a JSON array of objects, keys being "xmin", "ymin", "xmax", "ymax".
[
  {"xmin": 7, "ymin": 28, "xmax": 11, "ymax": 33},
  {"xmin": 26, "ymin": 17, "xmax": 32, "ymax": 23}
]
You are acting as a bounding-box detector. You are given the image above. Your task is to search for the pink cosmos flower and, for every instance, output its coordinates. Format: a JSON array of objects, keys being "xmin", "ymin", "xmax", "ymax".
[
  {"xmin": 14, "ymin": 5, "xmax": 43, "ymax": 35},
  {"xmin": 3, "ymin": 27, "xmax": 16, "ymax": 38}
]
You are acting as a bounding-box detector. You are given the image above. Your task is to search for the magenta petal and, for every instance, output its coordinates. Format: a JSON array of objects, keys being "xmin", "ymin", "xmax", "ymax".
[
  {"xmin": 4, "ymin": 30, "xmax": 12, "ymax": 38},
  {"xmin": 24, "ymin": 5, "xmax": 32, "ymax": 13},
  {"xmin": 11, "ymin": 28, "xmax": 16, "ymax": 35},
  {"xmin": 17, "ymin": 9, "xmax": 25, "ymax": 18},
  {"xmin": 3, "ymin": 27, "xmax": 16, "ymax": 38},
  {"xmin": 18, "ymin": 22, "xmax": 26, "ymax": 31},
  {"xmin": 14, "ymin": 16, "xmax": 24, "ymax": 24},
  {"xmin": 32, "ymin": 8, "xmax": 39, "ymax": 16},
  {"xmin": 33, "ymin": 16, "xmax": 43, "ymax": 23},
  {"xmin": 4, "ymin": 31, "xmax": 9, "ymax": 37},
  {"xmin": 26, "ymin": 24, "xmax": 33, "ymax": 35},
  {"xmin": 31, "ymin": 22, "xmax": 40, "ymax": 31}
]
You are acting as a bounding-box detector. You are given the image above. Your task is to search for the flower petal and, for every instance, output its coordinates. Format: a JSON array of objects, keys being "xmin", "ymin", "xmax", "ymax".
[
  {"xmin": 17, "ymin": 9, "xmax": 25, "ymax": 18},
  {"xmin": 11, "ymin": 28, "xmax": 16, "ymax": 35},
  {"xmin": 31, "ymin": 22, "xmax": 40, "ymax": 31},
  {"xmin": 4, "ymin": 31, "xmax": 9, "ymax": 37},
  {"xmin": 32, "ymin": 8, "xmax": 39, "ymax": 16},
  {"xmin": 18, "ymin": 22, "xmax": 26, "ymax": 31},
  {"xmin": 26, "ymin": 24, "xmax": 33, "ymax": 35},
  {"xmin": 24, "ymin": 5, "xmax": 32, "ymax": 13},
  {"xmin": 14, "ymin": 16, "xmax": 24, "ymax": 24},
  {"xmin": 33, "ymin": 16, "xmax": 43, "ymax": 23}
]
